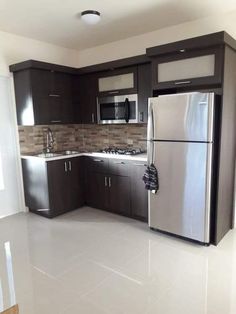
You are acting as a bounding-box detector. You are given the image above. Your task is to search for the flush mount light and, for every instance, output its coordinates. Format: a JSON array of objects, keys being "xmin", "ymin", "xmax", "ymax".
[{"xmin": 81, "ymin": 10, "xmax": 101, "ymax": 25}]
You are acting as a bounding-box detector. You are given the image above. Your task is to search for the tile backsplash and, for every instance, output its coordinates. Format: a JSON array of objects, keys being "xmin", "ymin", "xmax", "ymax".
[{"xmin": 18, "ymin": 124, "xmax": 147, "ymax": 154}]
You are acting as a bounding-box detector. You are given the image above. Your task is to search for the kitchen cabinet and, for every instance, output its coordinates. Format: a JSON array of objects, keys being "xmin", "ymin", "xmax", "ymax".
[
  {"xmin": 148, "ymin": 46, "xmax": 224, "ymax": 91},
  {"xmin": 74, "ymin": 73, "xmax": 98, "ymax": 124},
  {"xmin": 84, "ymin": 157, "xmax": 146, "ymax": 220},
  {"xmin": 13, "ymin": 68, "xmax": 74, "ymax": 125},
  {"xmin": 109, "ymin": 175, "xmax": 131, "ymax": 216},
  {"xmin": 98, "ymin": 66, "xmax": 138, "ymax": 96},
  {"xmin": 21, "ymin": 157, "xmax": 84, "ymax": 218},
  {"xmin": 137, "ymin": 63, "xmax": 152, "ymax": 123},
  {"xmin": 86, "ymin": 172, "xmax": 109, "ymax": 210},
  {"xmin": 130, "ymin": 161, "xmax": 148, "ymax": 221}
]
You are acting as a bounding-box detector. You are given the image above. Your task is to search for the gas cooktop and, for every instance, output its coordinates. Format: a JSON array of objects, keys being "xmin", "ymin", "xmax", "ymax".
[{"xmin": 99, "ymin": 147, "xmax": 146, "ymax": 155}]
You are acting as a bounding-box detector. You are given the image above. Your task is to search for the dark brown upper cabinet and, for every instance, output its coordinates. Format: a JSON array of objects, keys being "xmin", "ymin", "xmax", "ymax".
[
  {"xmin": 137, "ymin": 63, "xmax": 152, "ymax": 123},
  {"xmin": 150, "ymin": 46, "xmax": 224, "ymax": 91},
  {"xmin": 73, "ymin": 73, "xmax": 98, "ymax": 124},
  {"xmin": 97, "ymin": 66, "xmax": 138, "ymax": 96},
  {"xmin": 13, "ymin": 68, "xmax": 74, "ymax": 125}
]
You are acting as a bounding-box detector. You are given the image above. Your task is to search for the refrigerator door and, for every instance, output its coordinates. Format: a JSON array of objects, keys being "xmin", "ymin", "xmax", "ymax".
[
  {"xmin": 149, "ymin": 141, "xmax": 212, "ymax": 243},
  {"xmin": 148, "ymin": 92, "xmax": 214, "ymax": 142}
]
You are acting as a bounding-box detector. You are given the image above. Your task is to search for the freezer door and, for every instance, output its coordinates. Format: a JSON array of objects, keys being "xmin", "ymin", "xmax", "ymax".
[
  {"xmin": 148, "ymin": 92, "xmax": 214, "ymax": 142},
  {"xmin": 149, "ymin": 141, "xmax": 212, "ymax": 243}
]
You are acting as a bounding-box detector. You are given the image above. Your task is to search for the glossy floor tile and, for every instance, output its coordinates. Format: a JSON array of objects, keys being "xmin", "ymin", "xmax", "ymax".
[{"xmin": 0, "ymin": 207, "xmax": 236, "ymax": 313}]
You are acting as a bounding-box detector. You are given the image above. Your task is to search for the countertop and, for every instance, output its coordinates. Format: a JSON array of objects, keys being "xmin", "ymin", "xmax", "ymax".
[{"xmin": 21, "ymin": 152, "xmax": 148, "ymax": 162}]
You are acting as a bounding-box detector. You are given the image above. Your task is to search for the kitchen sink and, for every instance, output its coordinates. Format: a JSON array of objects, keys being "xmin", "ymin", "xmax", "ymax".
[
  {"xmin": 63, "ymin": 150, "xmax": 79, "ymax": 155},
  {"xmin": 36, "ymin": 150, "xmax": 80, "ymax": 158},
  {"xmin": 37, "ymin": 152, "xmax": 62, "ymax": 158}
]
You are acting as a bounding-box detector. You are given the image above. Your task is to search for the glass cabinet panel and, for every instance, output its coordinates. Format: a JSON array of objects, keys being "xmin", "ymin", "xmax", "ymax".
[
  {"xmin": 158, "ymin": 54, "xmax": 215, "ymax": 83},
  {"xmin": 98, "ymin": 73, "xmax": 134, "ymax": 92}
]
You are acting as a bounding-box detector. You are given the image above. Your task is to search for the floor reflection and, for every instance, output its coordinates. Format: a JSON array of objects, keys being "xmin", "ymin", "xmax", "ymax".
[{"xmin": 0, "ymin": 207, "xmax": 236, "ymax": 314}]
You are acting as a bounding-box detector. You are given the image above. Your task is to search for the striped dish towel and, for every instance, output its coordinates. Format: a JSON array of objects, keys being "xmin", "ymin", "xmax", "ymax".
[{"xmin": 142, "ymin": 163, "xmax": 159, "ymax": 194}]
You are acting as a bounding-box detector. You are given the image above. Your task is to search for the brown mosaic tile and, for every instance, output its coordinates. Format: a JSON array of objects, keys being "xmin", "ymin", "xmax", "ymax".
[{"xmin": 18, "ymin": 123, "xmax": 147, "ymax": 154}]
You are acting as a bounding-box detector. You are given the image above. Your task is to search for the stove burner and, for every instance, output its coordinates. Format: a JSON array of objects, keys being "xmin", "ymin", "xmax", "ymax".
[{"xmin": 99, "ymin": 147, "xmax": 145, "ymax": 155}]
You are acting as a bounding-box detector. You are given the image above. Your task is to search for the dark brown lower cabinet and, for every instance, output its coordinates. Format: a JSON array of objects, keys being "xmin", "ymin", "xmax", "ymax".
[
  {"xmin": 22, "ymin": 156, "xmax": 147, "ymax": 221},
  {"xmin": 109, "ymin": 175, "xmax": 131, "ymax": 216},
  {"xmin": 85, "ymin": 157, "xmax": 146, "ymax": 220},
  {"xmin": 22, "ymin": 157, "xmax": 84, "ymax": 218},
  {"xmin": 86, "ymin": 171, "xmax": 131, "ymax": 216},
  {"xmin": 86, "ymin": 172, "xmax": 109, "ymax": 210},
  {"xmin": 130, "ymin": 162, "xmax": 148, "ymax": 222}
]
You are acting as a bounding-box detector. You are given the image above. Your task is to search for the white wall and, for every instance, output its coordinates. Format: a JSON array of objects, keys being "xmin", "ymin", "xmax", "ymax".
[
  {"xmin": 77, "ymin": 10, "xmax": 236, "ymax": 67},
  {"xmin": 0, "ymin": 30, "xmax": 78, "ymax": 76},
  {"xmin": 0, "ymin": 31, "xmax": 79, "ymax": 218}
]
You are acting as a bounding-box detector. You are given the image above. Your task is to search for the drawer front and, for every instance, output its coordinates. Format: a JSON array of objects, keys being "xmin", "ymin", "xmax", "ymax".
[
  {"xmin": 109, "ymin": 159, "xmax": 131, "ymax": 176},
  {"xmin": 86, "ymin": 156, "xmax": 109, "ymax": 173}
]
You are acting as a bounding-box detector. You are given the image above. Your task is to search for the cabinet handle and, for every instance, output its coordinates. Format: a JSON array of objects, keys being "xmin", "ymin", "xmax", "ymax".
[
  {"xmin": 114, "ymin": 161, "xmax": 125, "ymax": 164},
  {"xmin": 69, "ymin": 161, "xmax": 72, "ymax": 171},
  {"xmin": 64, "ymin": 162, "xmax": 67, "ymax": 172},
  {"xmin": 104, "ymin": 176, "xmax": 108, "ymax": 187},
  {"xmin": 139, "ymin": 112, "xmax": 144, "ymax": 122},
  {"xmin": 91, "ymin": 113, "xmax": 95, "ymax": 123},
  {"xmin": 134, "ymin": 163, "xmax": 147, "ymax": 166},
  {"xmin": 108, "ymin": 91, "xmax": 119, "ymax": 94},
  {"xmin": 93, "ymin": 159, "xmax": 104, "ymax": 162},
  {"xmin": 108, "ymin": 177, "xmax": 112, "ymax": 187},
  {"xmin": 174, "ymin": 80, "xmax": 191, "ymax": 85},
  {"xmin": 49, "ymin": 94, "xmax": 61, "ymax": 97},
  {"xmin": 51, "ymin": 120, "xmax": 61, "ymax": 123}
]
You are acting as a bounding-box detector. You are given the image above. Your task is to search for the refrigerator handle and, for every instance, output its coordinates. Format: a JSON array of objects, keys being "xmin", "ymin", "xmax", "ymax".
[
  {"xmin": 147, "ymin": 99, "xmax": 154, "ymax": 141},
  {"xmin": 147, "ymin": 99, "xmax": 155, "ymax": 164}
]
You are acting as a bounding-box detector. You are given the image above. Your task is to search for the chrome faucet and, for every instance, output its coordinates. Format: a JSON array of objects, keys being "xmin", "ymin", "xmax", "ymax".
[{"xmin": 44, "ymin": 128, "xmax": 55, "ymax": 153}]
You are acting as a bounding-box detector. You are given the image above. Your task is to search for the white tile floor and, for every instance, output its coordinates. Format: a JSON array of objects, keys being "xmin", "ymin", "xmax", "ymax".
[{"xmin": 0, "ymin": 207, "xmax": 236, "ymax": 314}]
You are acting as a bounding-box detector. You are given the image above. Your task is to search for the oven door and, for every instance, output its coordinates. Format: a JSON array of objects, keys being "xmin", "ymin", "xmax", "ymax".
[{"xmin": 97, "ymin": 94, "xmax": 138, "ymax": 124}]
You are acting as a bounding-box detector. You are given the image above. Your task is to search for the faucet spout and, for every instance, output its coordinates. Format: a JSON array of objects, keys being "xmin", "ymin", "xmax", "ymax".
[{"xmin": 44, "ymin": 128, "xmax": 55, "ymax": 153}]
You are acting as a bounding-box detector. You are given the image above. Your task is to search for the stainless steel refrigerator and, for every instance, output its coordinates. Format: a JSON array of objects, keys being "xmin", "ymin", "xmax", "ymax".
[{"xmin": 147, "ymin": 92, "xmax": 215, "ymax": 244}]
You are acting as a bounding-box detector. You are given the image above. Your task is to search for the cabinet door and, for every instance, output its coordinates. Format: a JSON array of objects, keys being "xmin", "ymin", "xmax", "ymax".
[
  {"xmin": 31, "ymin": 69, "xmax": 52, "ymax": 124},
  {"xmin": 130, "ymin": 162, "xmax": 148, "ymax": 221},
  {"xmin": 53, "ymin": 72, "xmax": 75, "ymax": 124},
  {"xmin": 98, "ymin": 66, "xmax": 138, "ymax": 96},
  {"xmin": 109, "ymin": 175, "xmax": 131, "ymax": 216},
  {"xmin": 47, "ymin": 159, "xmax": 68, "ymax": 216},
  {"xmin": 137, "ymin": 63, "xmax": 152, "ymax": 123},
  {"xmin": 152, "ymin": 47, "xmax": 224, "ymax": 90},
  {"xmin": 76, "ymin": 73, "xmax": 98, "ymax": 124},
  {"xmin": 67, "ymin": 157, "xmax": 84, "ymax": 210},
  {"xmin": 87, "ymin": 172, "xmax": 109, "ymax": 210}
]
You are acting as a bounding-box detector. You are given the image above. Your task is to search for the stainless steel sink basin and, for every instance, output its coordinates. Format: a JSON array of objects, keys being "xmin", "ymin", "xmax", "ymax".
[
  {"xmin": 63, "ymin": 150, "xmax": 79, "ymax": 155},
  {"xmin": 37, "ymin": 153, "xmax": 62, "ymax": 158}
]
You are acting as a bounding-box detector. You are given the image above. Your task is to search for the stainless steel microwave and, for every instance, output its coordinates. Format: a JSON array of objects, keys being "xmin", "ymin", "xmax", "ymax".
[{"xmin": 97, "ymin": 94, "xmax": 138, "ymax": 124}]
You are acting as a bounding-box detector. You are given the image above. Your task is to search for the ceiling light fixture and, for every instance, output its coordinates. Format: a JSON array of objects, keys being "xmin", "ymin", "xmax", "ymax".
[{"xmin": 81, "ymin": 10, "xmax": 101, "ymax": 25}]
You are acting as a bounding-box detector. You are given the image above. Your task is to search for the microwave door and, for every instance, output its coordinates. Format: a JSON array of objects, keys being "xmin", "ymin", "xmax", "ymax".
[{"xmin": 98, "ymin": 94, "xmax": 138, "ymax": 124}]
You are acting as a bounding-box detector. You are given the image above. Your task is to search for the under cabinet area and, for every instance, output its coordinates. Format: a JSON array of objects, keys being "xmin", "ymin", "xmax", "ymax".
[{"xmin": 22, "ymin": 157, "xmax": 84, "ymax": 218}]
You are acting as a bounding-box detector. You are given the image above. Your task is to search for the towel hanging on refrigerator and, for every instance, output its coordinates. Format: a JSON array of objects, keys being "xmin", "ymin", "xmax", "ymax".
[{"xmin": 142, "ymin": 163, "xmax": 159, "ymax": 194}]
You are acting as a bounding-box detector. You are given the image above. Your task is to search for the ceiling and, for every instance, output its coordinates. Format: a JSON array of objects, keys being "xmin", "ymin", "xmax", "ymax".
[{"xmin": 0, "ymin": 0, "xmax": 236, "ymax": 50}]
